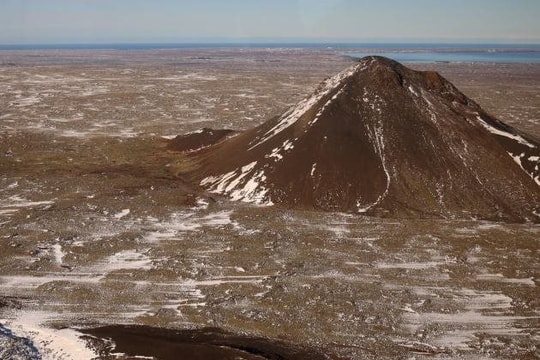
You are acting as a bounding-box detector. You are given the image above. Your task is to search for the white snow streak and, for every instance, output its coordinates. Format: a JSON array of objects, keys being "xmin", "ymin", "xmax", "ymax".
[
  {"xmin": 100, "ymin": 250, "xmax": 154, "ymax": 272},
  {"xmin": 408, "ymin": 85, "xmax": 419, "ymax": 97},
  {"xmin": 509, "ymin": 152, "xmax": 540, "ymax": 185},
  {"xmin": 114, "ymin": 208, "xmax": 130, "ymax": 219},
  {"xmin": 476, "ymin": 116, "xmax": 536, "ymax": 149},
  {"xmin": 265, "ymin": 140, "xmax": 294, "ymax": 162},
  {"xmin": 201, "ymin": 162, "xmax": 273, "ymax": 205},
  {"xmin": 474, "ymin": 115, "xmax": 538, "ymax": 185},
  {"xmin": 229, "ymin": 170, "xmax": 272, "ymax": 205},
  {"xmin": 308, "ymin": 87, "xmax": 344, "ymax": 126},
  {"xmin": 357, "ymin": 119, "xmax": 391, "ymax": 213},
  {"xmin": 249, "ymin": 63, "xmax": 361, "ymax": 149},
  {"xmin": 51, "ymin": 244, "xmax": 65, "ymax": 265}
]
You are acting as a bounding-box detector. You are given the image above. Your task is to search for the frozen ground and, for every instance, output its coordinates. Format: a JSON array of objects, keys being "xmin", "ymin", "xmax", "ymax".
[{"xmin": 0, "ymin": 48, "xmax": 539, "ymax": 359}]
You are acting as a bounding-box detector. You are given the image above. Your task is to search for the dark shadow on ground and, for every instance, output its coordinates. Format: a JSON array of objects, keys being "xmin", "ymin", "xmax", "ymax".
[{"xmin": 82, "ymin": 325, "xmax": 337, "ymax": 360}]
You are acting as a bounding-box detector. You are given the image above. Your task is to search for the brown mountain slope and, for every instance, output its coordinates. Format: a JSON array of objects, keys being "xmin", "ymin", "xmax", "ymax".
[{"xmin": 173, "ymin": 56, "xmax": 540, "ymax": 222}]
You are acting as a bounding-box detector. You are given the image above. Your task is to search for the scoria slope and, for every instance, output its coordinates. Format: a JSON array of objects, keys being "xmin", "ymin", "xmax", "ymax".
[{"xmin": 173, "ymin": 56, "xmax": 540, "ymax": 222}]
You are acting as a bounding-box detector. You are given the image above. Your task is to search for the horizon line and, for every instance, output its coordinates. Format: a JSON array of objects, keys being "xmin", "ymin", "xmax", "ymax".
[{"xmin": 1, "ymin": 41, "xmax": 540, "ymax": 48}]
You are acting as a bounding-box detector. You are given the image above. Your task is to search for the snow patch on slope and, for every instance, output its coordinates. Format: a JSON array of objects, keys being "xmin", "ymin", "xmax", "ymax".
[
  {"xmin": 201, "ymin": 162, "xmax": 273, "ymax": 205},
  {"xmin": 476, "ymin": 116, "xmax": 535, "ymax": 149},
  {"xmin": 474, "ymin": 115, "xmax": 539, "ymax": 186},
  {"xmin": 249, "ymin": 63, "xmax": 361, "ymax": 149},
  {"xmin": 509, "ymin": 152, "xmax": 540, "ymax": 185},
  {"xmin": 265, "ymin": 139, "xmax": 295, "ymax": 162},
  {"xmin": 308, "ymin": 87, "xmax": 344, "ymax": 126},
  {"xmin": 357, "ymin": 118, "xmax": 391, "ymax": 213}
]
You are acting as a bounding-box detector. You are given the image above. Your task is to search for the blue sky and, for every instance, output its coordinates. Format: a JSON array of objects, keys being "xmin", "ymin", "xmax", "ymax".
[{"xmin": 1, "ymin": 0, "xmax": 539, "ymax": 44}]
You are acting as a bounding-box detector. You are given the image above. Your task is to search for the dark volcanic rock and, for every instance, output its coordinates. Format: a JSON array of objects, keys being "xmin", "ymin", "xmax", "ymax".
[
  {"xmin": 174, "ymin": 56, "xmax": 540, "ymax": 222},
  {"xmin": 82, "ymin": 325, "xmax": 334, "ymax": 360},
  {"xmin": 167, "ymin": 128, "xmax": 235, "ymax": 152},
  {"xmin": 0, "ymin": 325, "xmax": 41, "ymax": 360}
]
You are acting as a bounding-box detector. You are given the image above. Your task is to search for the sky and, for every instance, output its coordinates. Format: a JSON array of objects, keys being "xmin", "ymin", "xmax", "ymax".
[{"xmin": 1, "ymin": 0, "xmax": 539, "ymax": 44}]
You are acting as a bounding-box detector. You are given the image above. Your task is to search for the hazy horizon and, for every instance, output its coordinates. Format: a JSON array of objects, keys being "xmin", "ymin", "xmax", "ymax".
[
  {"xmin": 1, "ymin": 0, "xmax": 539, "ymax": 45},
  {"xmin": 2, "ymin": 39, "xmax": 540, "ymax": 47}
]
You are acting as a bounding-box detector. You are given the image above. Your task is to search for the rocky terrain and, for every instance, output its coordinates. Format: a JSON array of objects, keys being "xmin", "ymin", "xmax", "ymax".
[{"xmin": 0, "ymin": 48, "xmax": 539, "ymax": 359}]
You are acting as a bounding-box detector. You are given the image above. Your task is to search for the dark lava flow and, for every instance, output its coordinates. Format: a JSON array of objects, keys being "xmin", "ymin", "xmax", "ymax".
[{"xmin": 82, "ymin": 326, "xmax": 337, "ymax": 360}]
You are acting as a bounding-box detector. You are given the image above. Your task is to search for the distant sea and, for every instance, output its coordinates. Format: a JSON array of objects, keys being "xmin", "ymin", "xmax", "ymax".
[
  {"xmin": 1, "ymin": 43, "xmax": 540, "ymax": 64},
  {"xmin": 343, "ymin": 44, "xmax": 540, "ymax": 64}
]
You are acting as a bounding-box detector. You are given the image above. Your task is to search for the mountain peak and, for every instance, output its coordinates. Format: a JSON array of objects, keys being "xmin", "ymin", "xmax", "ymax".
[{"xmin": 172, "ymin": 57, "xmax": 540, "ymax": 222}]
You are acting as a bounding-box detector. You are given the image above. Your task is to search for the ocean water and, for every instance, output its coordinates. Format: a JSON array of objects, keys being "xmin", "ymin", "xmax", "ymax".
[
  {"xmin": 0, "ymin": 43, "xmax": 539, "ymax": 64},
  {"xmin": 345, "ymin": 49, "xmax": 540, "ymax": 64}
]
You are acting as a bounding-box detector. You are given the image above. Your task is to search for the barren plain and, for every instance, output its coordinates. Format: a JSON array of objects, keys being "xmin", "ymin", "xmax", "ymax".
[{"xmin": 0, "ymin": 48, "xmax": 539, "ymax": 359}]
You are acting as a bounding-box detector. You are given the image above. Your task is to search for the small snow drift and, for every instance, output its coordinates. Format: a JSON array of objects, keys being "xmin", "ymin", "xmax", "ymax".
[{"xmin": 172, "ymin": 56, "xmax": 540, "ymax": 221}]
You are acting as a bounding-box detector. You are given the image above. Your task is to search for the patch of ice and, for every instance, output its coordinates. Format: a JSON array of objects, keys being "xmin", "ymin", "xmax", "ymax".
[
  {"xmin": 117, "ymin": 128, "xmax": 140, "ymax": 138},
  {"xmin": 0, "ymin": 273, "xmax": 103, "ymax": 289},
  {"xmin": 201, "ymin": 211, "xmax": 235, "ymax": 226},
  {"xmin": 99, "ymin": 250, "xmax": 153, "ymax": 272},
  {"xmin": 59, "ymin": 130, "xmax": 92, "ymax": 138},
  {"xmin": 52, "ymin": 244, "xmax": 65, "ymax": 265},
  {"xmin": 476, "ymin": 223, "xmax": 502, "ymax": 230},
  {"xmin": 0, "ymin": 311, "xmax": 97, "ymax": 360},
  {"xmin": 195, "ymin": 197, "xmax": 210, "ymax": 209},
  {"xmin": 113, "ymin": 209, "xmax": 130, "ymax": 219},
  {"xmin": 476, "ymin": 273, "xmax": 535, "ymax": 286},
  {"xmin": 402, "ymin": 287, "xmax": 535, "ymax": 351},
  {"xmin": 2, "ymin": 195, "xmax": 54, "ymax": 208},
  {"xmin": 400, "ymin": 304, "xmax": 418, "ymax": 314},
  {"xmin": 0, "ymin": 195, "xmax": 54, "ymax": 216},
  {"xmin": 142, "ymin": 210, "xmax": 240, "ymax": 242}
]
